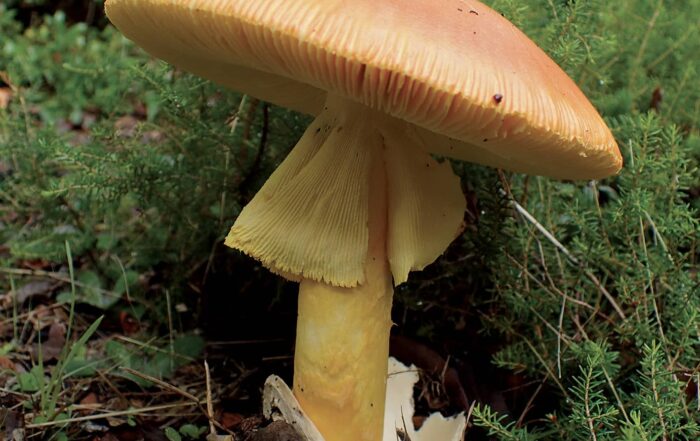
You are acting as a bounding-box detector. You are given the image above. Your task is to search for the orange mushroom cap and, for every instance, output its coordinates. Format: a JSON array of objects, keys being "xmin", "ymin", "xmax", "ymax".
[{"xmin": 106, "ymin": 0, "xmax": 622, "ymax": 180}]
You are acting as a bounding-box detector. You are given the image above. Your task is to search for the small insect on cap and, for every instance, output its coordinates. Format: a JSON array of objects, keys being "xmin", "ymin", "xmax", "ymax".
[{"xmin": 106, "ymin": 0, "xmax": 621, "ymax": 180}]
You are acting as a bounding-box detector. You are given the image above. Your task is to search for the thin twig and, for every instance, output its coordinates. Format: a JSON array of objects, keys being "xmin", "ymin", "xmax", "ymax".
[
  {"xmin": 119, "ymin": 366, "xmax": 234, "ymax": 437},
  {"xmin": 165, "ymin": 289, "xmax": 175, "ymax": 373},
  {"xmin": 205, "ymin": 361, "xmax": 216, "ymax": 437},
  {"xmin": 557, "ymin": 294, "xmax": 567, "ymax": 379},
  {"xmin": 498, "ymin": 186, "xmax": 627, "ymax": 320},
  {"xmin": 121, "ymin": 367, "xmax": 200, "ymax": 403},
  {"xmin": 516, "ymin": 379, "xmax": 546, "ymax": 428},
  {"xmin": 114, "ymin": 335, "xmax": 197, "ymax": 362},
  {"xmin": 0, "ymin": 268, "xmax": 120, "ymax": 300},
  {"xmin": 505, "ymin": 254, "xmax": 597, "ymax": 312},
  {"xmin": 239, "ymin": 103, "xmax": 270, "ymax": 198},
  {"xmin": 26, "ymin": 402, "xmax": 200, "ymax": 429}
]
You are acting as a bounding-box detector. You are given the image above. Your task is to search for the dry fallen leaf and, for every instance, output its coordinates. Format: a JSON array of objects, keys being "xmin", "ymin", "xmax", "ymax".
[
  {"xmin": 118, "ymin": 311, "xmax": 140, "ymax": 335},
  {"xmin": 14, "ymin": 280, "xmax": 55, "ymax": 303},
  {"xmin": 0, "ymin": 409, "xmax": 24, "ymax": 441},
  {"xmin": 219, "ymin": 412, "xmax": 244, "ymax": 430},
  {"xmin": 106, "ymin": 417, "xmax": 127, "ymax": 428},
  {"xmin": 206, "ymin": 435, "xmax": 233, "ymax": 441},
  {"xmin": 80, "ymin": 392, "xmax": 100, "ymax": 407},
  {"xmin": 32, "ymin": 322, "xmax": 66, "ymax": 361},
  {"xmin": 115, "ymin": 115, "xmax": 139, "ymax": 138},
  {"xmin": 0, "ymin": 356, "xmax": 16, "ymax": 371},
  {"xmin": 19, "ymin": 259, "xmax": 52, "ymax": 270},
  {"xmin": 250, "ymin": 421, "xmax": 303, "ymax": 441}
]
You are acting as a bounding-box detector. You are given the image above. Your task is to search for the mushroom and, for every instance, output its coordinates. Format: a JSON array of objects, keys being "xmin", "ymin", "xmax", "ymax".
[{"xmin": 105, "ymin": 1, "xmax": 622, "ymax": 440}]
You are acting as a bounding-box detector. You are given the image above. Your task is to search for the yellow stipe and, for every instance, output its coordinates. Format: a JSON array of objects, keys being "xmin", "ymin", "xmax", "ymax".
[{"xmin": 294, "ymin": 142, "xmax": 392, "ymax": 441}]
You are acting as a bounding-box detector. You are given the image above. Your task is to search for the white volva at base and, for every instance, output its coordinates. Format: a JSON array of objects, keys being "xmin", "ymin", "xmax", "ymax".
[{"xmin": 263, "ymin": 357, "xmax": 467, "ymax": 441}]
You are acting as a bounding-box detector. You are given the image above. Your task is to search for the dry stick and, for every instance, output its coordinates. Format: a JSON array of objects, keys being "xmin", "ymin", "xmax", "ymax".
[
  {"xmin": 205, "ymin": 361, "xmax": 217, "ymax": 437},
  {"xmin": 505, "ymin": 254, "xmax": 597, "ymax": 312},
  {"xmin": 95, "ymin": 369, "xmax": 130, "ymax": 406},
  {"xmin": 520, "ymin": 336, "xmax": 569, "ymax": 400},
  {"xmin": 207, "ymin": 338, "xmax": 286, "ymax": 346},
  {"xmin": 638, "ymin": 213, "xmax": 687, "ymax": 428},
  {"xmin": 165, "ymin": 289, "xmax": 175, "ymax": 373},
  {"xmin": 643, "ymin": 211, "xmax": 674, "ymax": 264},
  {"xmin": 506, "ymin": 253, "xmax": 609, "ymax": 361},
  {"xmin": 85, "ymin": 0, "xmax": 96, "ymax": 24},
  {"xmin": 479, "ymin": 310, "xmax": 577, "ymax": 401},
  {"xmin": 535, "ymin": 238, "xmax": 567, "ymax": 379},
  {"xmin": 115, "ymin": 335, "xmax": 197, "ymax": 363},
  {"xmin": 61, "ymin": 196, "xmax": 109, "ymax": 280},
  {"xmin": 516, "ymin": 378, "xmax": 546, "ymax": 428},
  {"xmin": 634, "ymin": 0, "xmax": 664, "ymax": 70},
  {"xmin": 0, "ymin": 387, "xmax": 30, "ymax": 399},
  {"xmin": 262, "ymin": 355, "xmax": 293, "ymax": 362},
  {"xmin": 239, "ymin": 98, "xmax": 260, "ymax": 166},
  {"xmin": 464, "ymin": 400, "xmax": 476, "ymax": 430},
  {"xmin": 500, "ymin": 378, "xmax": 546, "ymax": 394},
  {"xmin": 121, "ymin": 367, "xmax": 200, "ymax": 403},
  {"xmin": 112, "ymin": 254, "xmax": 142, "ymax": 329},
  {"xmin": 0, "ymin": 268, "xmax": 120, "ymax": 300},
  {"xmin": 497, "ymin": 175, "xmax": 624, "ymax": 320},
  {"xmin": 527, "ymin": 301, "xmax": 574, "ymax": 344},
  {"xmin": 696, "ymin": 372, "xmax": 700, "ymax": 412},
  {"xmin": 120, "ymin": 366, "xmax": 234, "ymax": 437},
  {"xmin": 25, "ymin": 402, "xmax": 199, "ymax": 429},
  {"xmin": 590, "ymin": 180, "xmax": 615, "ymax": 255},
  {"xmin": 497, "ymin": 186, "xmax": 627, "ymax": 321},
  {"xmin": 201, "ymin": 96, "xmax": 250, "ymax": 287},
  {"xmin": 639, "ymin": 214, "xmax": 672, "ymax": 366},
  {"xmin": 557, "ymin": 294, "xmax": 567, "ymax": 379},
  {"xmin": 9, "ymin": 275, "xmax": 19, "ymax": 340},
  {"xmin": 222, "ymin": 95, "xmax": 248, "ymax": 217},
  {"xmin": 238, "ymin": 102, "xmax": 269, "ymax": 197}
]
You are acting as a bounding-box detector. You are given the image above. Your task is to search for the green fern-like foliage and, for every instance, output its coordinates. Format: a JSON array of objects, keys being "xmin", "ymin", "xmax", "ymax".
[
  {"xmin": 457, "ymin": 1, "xmax": 700, "ymax": 439},
  {"xmin": 566, "ymin": 343, "xmax": 620, "ymax": 441},
  {"xmin": 625, "ymin": 342, "xmax": 699, "ymax": 440},
  {"xmin": 1, "ymin": 8, "xmax": 308, "ymax": 307},
  {"xmin": 0, "ymin": 1, "xmax": 698, "ymax": 439},
  {"xmin": 472, "ymin": 404, "xmax": 535, "ymax": 441}
]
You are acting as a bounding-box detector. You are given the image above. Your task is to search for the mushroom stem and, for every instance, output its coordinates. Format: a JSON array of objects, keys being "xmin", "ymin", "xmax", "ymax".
[
  {"xmin": 294, "ymin": 141, "xmax": 392, "ymax": 441},
  {"xmin": 226, "ymin": 94, "xmax": 465, "ymax": 439}
]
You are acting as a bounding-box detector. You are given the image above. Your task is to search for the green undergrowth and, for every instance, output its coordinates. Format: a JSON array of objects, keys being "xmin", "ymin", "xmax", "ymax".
[
  {"xmin": 0, "ymin": 0, "xmax": 699, "ymax": 440},
  {"xmin": 0, "ymin": 7, "xmax": 308, "ymax": 307}
]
